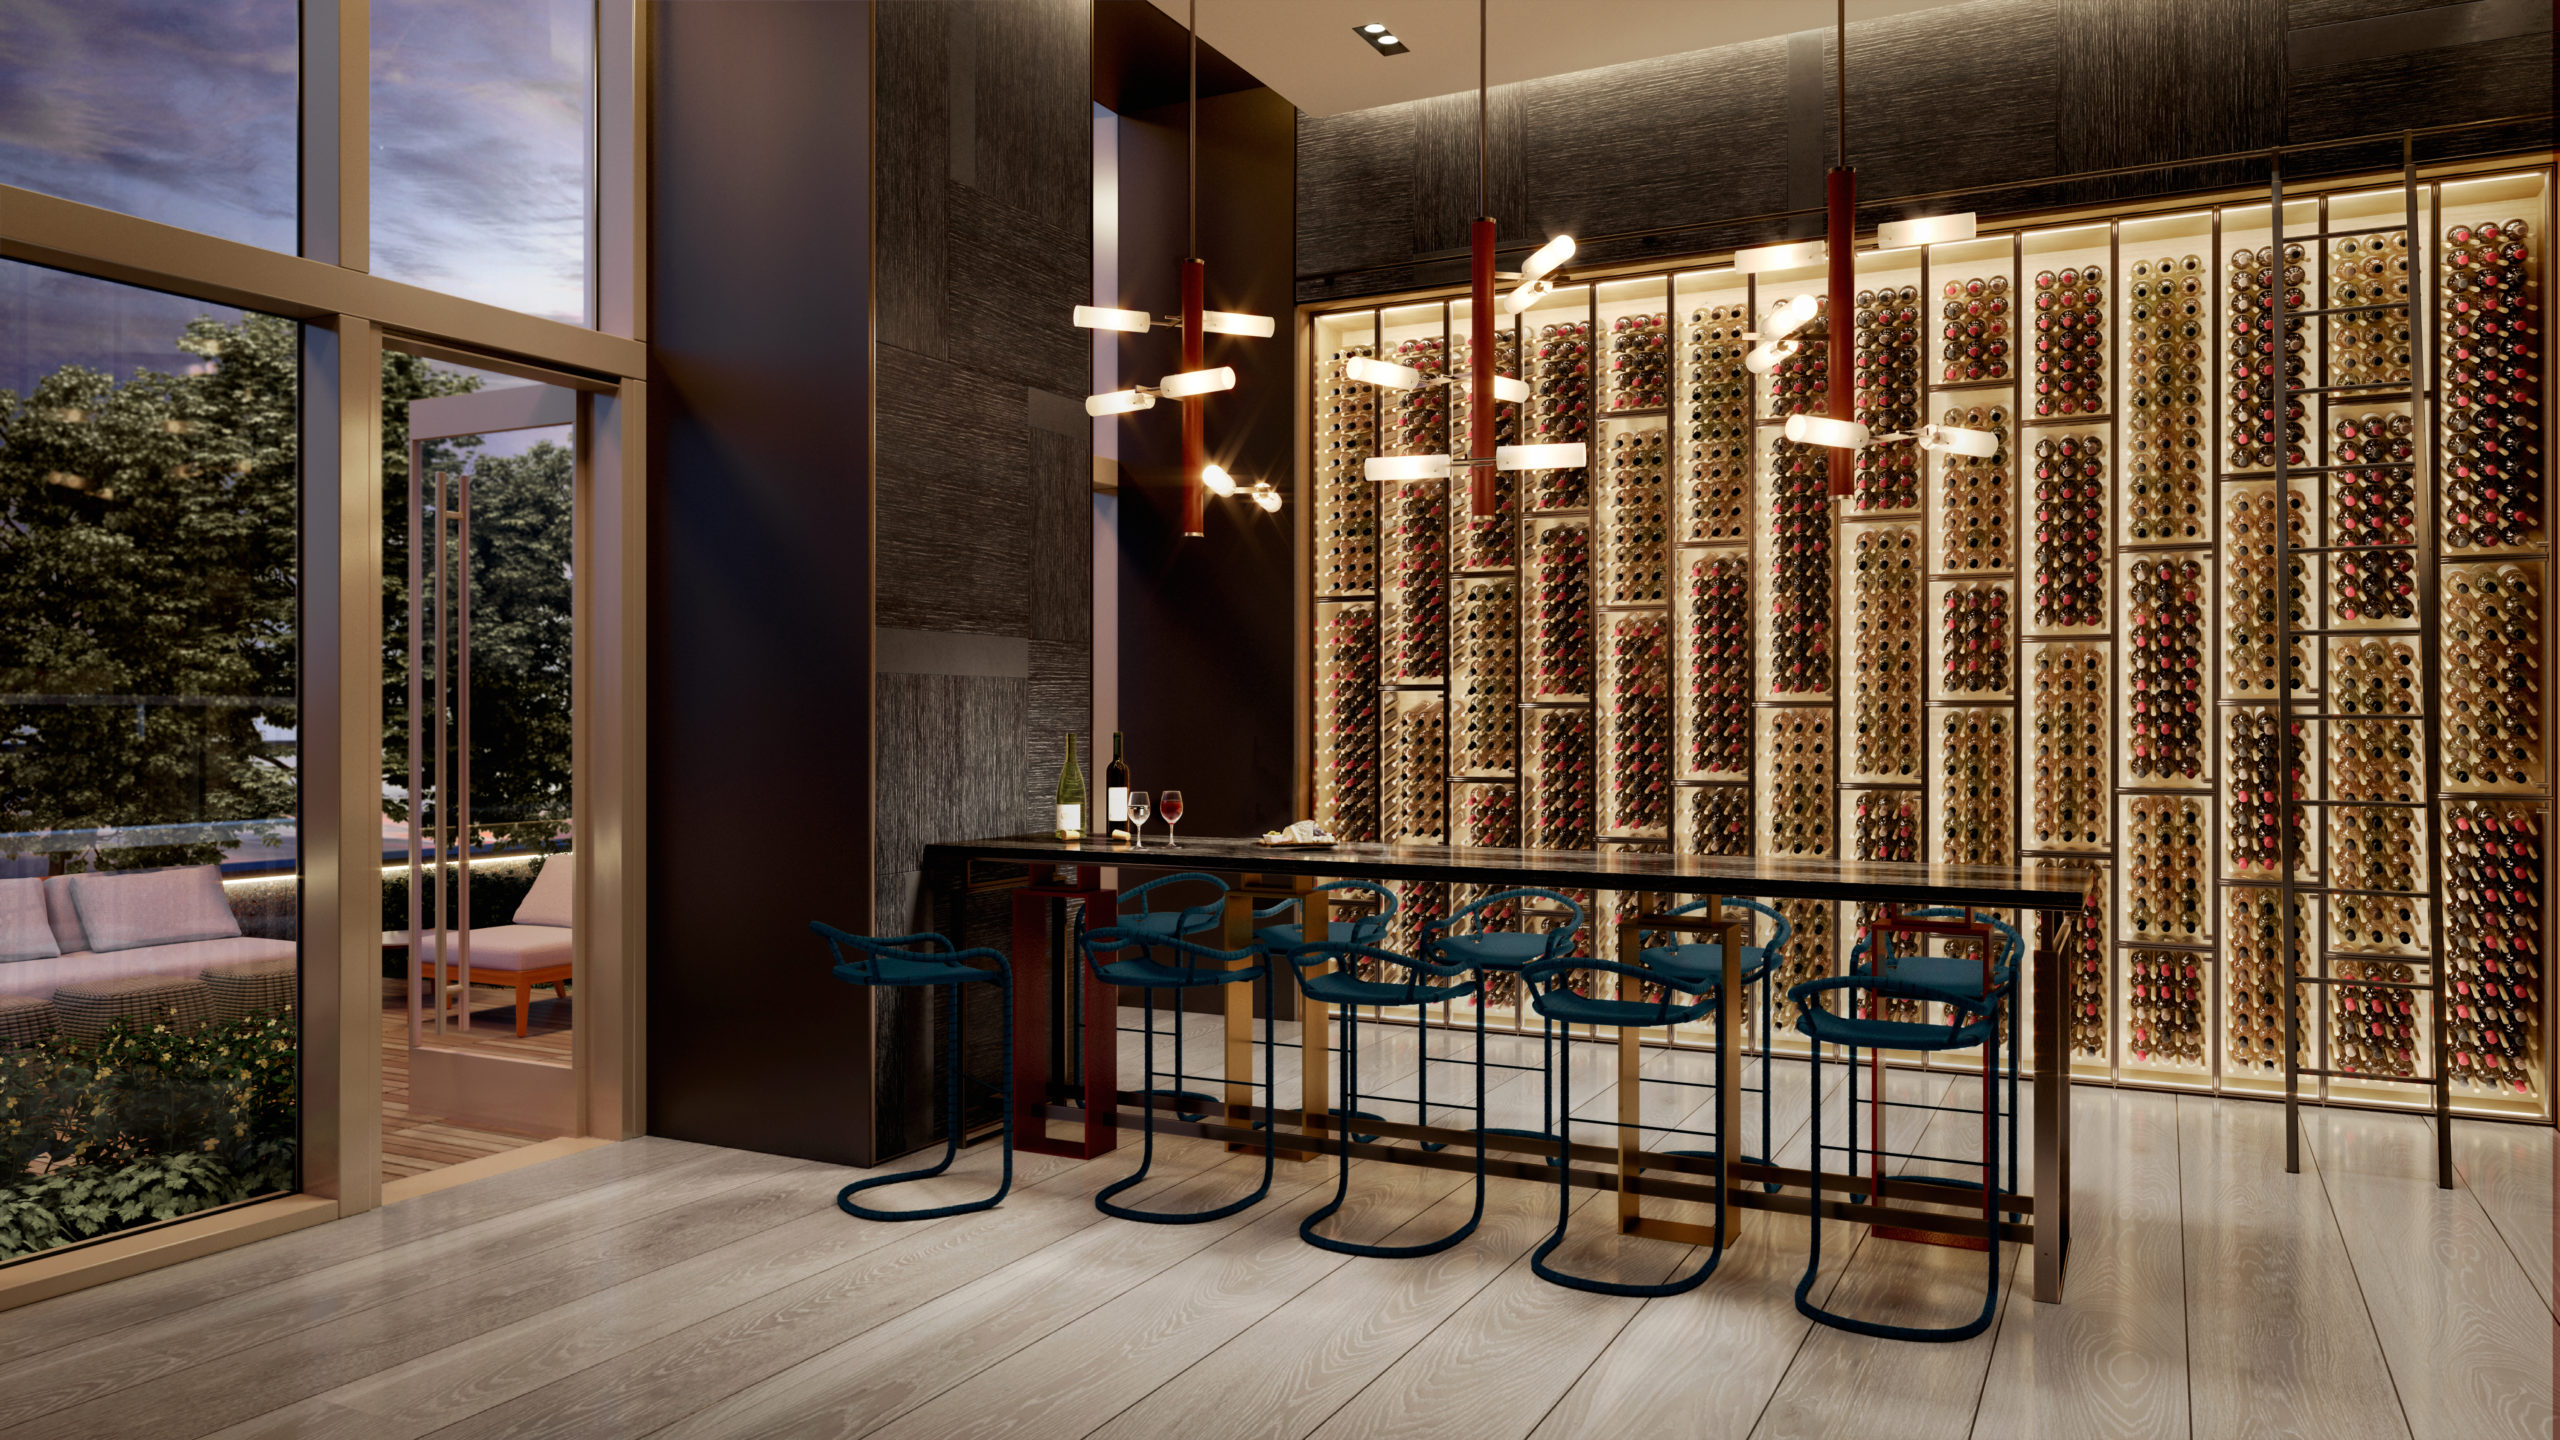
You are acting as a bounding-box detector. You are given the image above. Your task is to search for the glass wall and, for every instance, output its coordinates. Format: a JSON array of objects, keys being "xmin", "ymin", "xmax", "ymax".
[
  {"xmin": 0, "ymin": 259, "xmax": 300, "ymax": 1262},
  {"xmin": 370, "ymin": 0, "xmax": 595, "ymax": 324},
  {"xmin": 0, "ymin": 0, "xmax": 298, "ymax": 251}
]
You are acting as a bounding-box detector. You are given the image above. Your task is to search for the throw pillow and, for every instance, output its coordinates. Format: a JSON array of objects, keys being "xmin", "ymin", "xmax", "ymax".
[
  {"xmin": 69, "ymin": 865, "xmax": 243, "ymax": 953},
  {"xmin": 0, "ymin": 877, "xmax": 60, "ymax": 963}
]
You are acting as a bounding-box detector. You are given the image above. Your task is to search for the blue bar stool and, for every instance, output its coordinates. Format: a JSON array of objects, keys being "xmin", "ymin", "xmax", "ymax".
[
  {"xmin": 1258, "ymin": 881, "xmax": 1399, "ymax": 1143},
  {"xmin": 1517, "ymin": 954, "xmax": 1729, "ymax": 1296},
  {"xmin": 1118, "ymin": 872, "xmax": 1232, "ymax": 1121},
  {"xmin": 1421, "ymin": 888, "xmax": 1583, "ymax": 1161},
  {"xmin": 1253, "ymin": 879, "xmax": 1397, "ymax": 948},
  {"xmin": 1636, "ymin": 898, "xmax": 1791, "ymax": 1188},
  {"xmin": 1077, "ymin": 925, "xmax": 1278, "ymax": 1225},
  {"xmin": 1844, "ymin": 908, "xmax": 2024, "ymax": 1212},
  {"xmin": 1280, "ymin": 939, "xmax": 1487, "ymax": 1258},
  {"xmin": 1788, "ymin": 973, "xmax": 2004, "ymax": 1341},
  {"xmin": 811, "ymin": 925, "xmax": 1012, "ymax": 1221}
]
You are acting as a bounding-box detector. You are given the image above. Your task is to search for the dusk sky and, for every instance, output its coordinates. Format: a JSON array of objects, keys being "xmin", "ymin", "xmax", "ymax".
[{"xmin": 0, "ymin": 0, "xmax": 589, "ymax": 396}]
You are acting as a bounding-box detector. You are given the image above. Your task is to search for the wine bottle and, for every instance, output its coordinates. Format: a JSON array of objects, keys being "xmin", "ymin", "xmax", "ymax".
[
  {"xmin": 1055, "ymin": 733, "xmax": 1085, "ymax": 840},
  {"xmin": 1105, "ymin": 731, "xmax": 1130, "ymax": 834}
]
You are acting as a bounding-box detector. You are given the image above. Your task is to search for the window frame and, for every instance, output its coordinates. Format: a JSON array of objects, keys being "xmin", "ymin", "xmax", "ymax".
[{"xmin": 0, "ymin": 0, "xmax": 649, "ymax": 1299}]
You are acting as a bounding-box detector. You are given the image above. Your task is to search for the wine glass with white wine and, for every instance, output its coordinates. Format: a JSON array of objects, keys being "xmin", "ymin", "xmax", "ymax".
[{"xmin": 1128, "ymin": 791, "xmax": 1151, "ymax": 848}]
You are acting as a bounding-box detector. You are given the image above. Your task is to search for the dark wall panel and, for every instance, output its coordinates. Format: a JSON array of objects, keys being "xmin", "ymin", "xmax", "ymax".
[
  {"xmin": 646, "ymin": 0, "xmax": 877, "ymax": 1164},
  {"xmin": 1297, "ymin": 0, "xmax": 2552, "ymax": 300},
  {"xmin": 1114, "ymin": 85, "xmax": 1299, "ymax": 840}
]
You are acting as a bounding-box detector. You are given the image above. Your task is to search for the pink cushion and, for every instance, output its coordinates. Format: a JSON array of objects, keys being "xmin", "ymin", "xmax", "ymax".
[
  {"xmin": 0, "ymin": 877, "xmax": 60, "ymax": 964},
  {"xmin": 415, "ymin": 924, "xmax": 571, "ymax": 975},
  {"xmin": 42, "ymin": 876, "xmax": 87, "ymax": 954},
  {"xmin": 512, "ymin": 856, "xmax": 574, "ymax": 928},
  {"xmin": 69, "ymin": 865, "xmax": 241, "ymax": 952},
  {"xmin": 0, "ymin": 937, "xmax": 295, "ymax": 1000}
]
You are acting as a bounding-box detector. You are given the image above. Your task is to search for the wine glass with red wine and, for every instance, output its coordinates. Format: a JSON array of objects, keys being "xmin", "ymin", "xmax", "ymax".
[{"xmin": 1159, "ymin": 790, "xmax": 1184, "ymax": 848}]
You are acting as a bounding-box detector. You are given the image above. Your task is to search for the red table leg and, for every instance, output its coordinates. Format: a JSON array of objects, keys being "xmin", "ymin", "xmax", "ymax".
[{"xmin": 1010, "ymin": 866, "xmax": 1119, "ymax": 1159}]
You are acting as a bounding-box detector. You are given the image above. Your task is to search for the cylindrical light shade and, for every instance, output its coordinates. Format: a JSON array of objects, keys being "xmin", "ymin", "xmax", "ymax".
[
  {"xmin": 1201, "ymin": 462, "xmax": 1239, "ymax": 497},
  {"xmin": 1734, "ymin": 239, "xmax": 1825, "ymax": 274},
  {"xmin": 1500, "ymin": 279, "xmax": 1550, "ymax": 316},
  {"xmin": 1200, "ymin": 309, "xmax": 1276, "ymax": 338},
  {"xmin": 1518, "ymin": 233, "xmax": 1576, "ymax": 285},
  {"xmin": 1155, "ymin": 366, "xmax": 1235, "ymax": 399},
  {"xmin": 1492, "ymin": 374, "xmax": 1530, "ymax": 404},
  {"xmin": 1251, "ymin": 482, "xmax": 1283, "ymax": 513},
  {"xmin": 1084, "ymin": 389, "xmax": 1156, "ymax": 417},
  {"xmin": 1072, "ymin": 305, "xmax": 1151, "ymax": 333},
  {"xmin": 1344, "ymin": 355, "xmax": 1424, "ymax": 389},
  {"xmin": 1876, "ymin": 212, "xmax": 1978, "ymax": 250},
  {"xmin": 1365, "ymin": 454, "xmax": 1452, "ymax": 482},
  {"xmin": 1917, "ymin": 423, "xmax": 1999, "ymax": 457},
  {"xmin": 1494, "ymin": 442, "xmax": 1588, "ymax": 470},
  {"xmin": 1783, "ymin": 413, "xmax": 1869, "ymax": 450},
  {"xmin": 1741, "ymin": 340, "xmax": 1799, "ymax": 375},
  {"xmin": 1762, "ymin": 292, "xmax": 1820, "ymax": 341}
]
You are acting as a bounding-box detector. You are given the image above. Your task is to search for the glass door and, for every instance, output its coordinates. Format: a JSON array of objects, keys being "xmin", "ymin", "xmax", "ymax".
[{"xmin": 386, "ymin": 357, "xmax": 580, "ymax": 1176}]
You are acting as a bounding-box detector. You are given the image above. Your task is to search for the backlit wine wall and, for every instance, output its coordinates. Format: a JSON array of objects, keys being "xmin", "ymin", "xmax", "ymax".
[{"xmin": 1302, "ymin": 170, "xmax": 2552, "ymax": 1119}]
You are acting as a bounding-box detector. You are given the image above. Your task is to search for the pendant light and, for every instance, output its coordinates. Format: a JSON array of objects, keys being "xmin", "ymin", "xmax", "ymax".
[
  {"xmin": 1071, "ymin": 0, "xmax": 1274, "ymax": 534},
  {"xmin": 1349, "ymin": 0, "xmax": 1580, "ymax": 511},
  {"xmin": 1773, "ymin": 1, "xmax": 1991, "ymax": 481}
]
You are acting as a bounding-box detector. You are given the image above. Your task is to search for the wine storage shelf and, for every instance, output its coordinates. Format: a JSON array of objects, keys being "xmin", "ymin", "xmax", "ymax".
[{"xmin": 1302, "ymin": 166, "xmax": 2553, "ymax": 1121}]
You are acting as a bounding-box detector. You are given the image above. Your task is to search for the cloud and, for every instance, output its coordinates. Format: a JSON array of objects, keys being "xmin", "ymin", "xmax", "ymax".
[{"xmin": 0, "ymin": 0, "xmax": 591, "ymax": 325}]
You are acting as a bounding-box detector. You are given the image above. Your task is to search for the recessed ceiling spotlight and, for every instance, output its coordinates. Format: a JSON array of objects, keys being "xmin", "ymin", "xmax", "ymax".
[{"xmin": 1353, "ymin": 23, "xmax": 1409, "ymax": 54}]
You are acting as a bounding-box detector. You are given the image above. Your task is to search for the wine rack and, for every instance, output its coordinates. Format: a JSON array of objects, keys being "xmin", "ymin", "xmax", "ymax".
[
  {"xmin": 1301, "ymin": 166, "xmax": 2552, "ymax": 1123},
  {"xmin": 1938, "ymin": 402, "xmax": 2013, "ymax": 572},
  {"xmin": 1851, "ymin": 286, "xmax": 1920, "ymax": 513},
  {"xmin": 1684, "ymin": 554, "xmax": 1749, "ymax": 776},
  {"xmin": 2032, "ymin": 644, "xmax": 2108, "ymax": 850},
  {"xmin": 1848, "ymin": 526, "xmax": 1920, "ymax": 780}
]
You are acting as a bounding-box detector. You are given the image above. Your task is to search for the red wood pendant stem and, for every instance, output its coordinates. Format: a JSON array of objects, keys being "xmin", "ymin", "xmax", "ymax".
[
  {"xmin": 1826, "ymin": 166, "xmax": 1856, "ymax": 498},
  {"xmin": 1180, "ymin": 258, "xmax": 1206, "ymax": 537},
  {"xmin": 1470, "ymin": 217, "xmax": 1497, "ymax": 514}
]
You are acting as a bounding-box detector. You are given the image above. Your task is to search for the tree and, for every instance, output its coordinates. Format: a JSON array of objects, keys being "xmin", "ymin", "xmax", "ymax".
[{"xmin": 0, "ymin": 313, "xmax": 483, "ymax": 871}]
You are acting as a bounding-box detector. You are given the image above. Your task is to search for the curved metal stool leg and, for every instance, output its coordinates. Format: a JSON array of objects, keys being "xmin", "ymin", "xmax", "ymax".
[
  {"xmin": 839, "ymin": 976, "xmax": 1013, "ymax": 1222},
  {"xmin": 1529, "ymin": 1020, "xmax": 1724, "ymax": 1298},
  {"xmin": 1098, "ymin": 974, "xmax": 1279, "ymax": 1225},
  {"xmin": 1476, "ymin": 1006, "xmax": 1564, "ymax": 1166},
  {"xmin": 1301, "ymin": 999, "xmax": 1486, "ymax": 1259},
  {"xmin": 1792, "ymin": 1035, "xmax": 2001, "ymax": 1342}
]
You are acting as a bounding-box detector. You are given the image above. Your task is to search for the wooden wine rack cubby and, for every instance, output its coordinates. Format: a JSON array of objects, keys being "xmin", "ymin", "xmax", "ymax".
[{"xmin": 1301, "ymin": 166, "xmax": 2554, "ymax": 1122}]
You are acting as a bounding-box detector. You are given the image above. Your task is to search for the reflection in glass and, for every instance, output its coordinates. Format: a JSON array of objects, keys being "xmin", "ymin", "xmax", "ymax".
[
  {"xmin": 0, "ymin": 1, "xmax": 298, "ymax": 251},
  {"xmin": 0, "ymin": 259, "xmax": 300, "ymax": 1260},
  {"xmin": 371, "ymin": 0, "xmax": 594, "ymax": 324}
]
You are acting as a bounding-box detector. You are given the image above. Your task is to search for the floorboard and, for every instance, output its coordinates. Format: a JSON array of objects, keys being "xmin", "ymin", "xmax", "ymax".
[
  {"xmin": 1, "ymin": 1021, "xmax": 2548, "ymax": 1440},
  {"xmin": 2302, "ymin": 1107, "xmax": 2555, "ymax": 1440}
]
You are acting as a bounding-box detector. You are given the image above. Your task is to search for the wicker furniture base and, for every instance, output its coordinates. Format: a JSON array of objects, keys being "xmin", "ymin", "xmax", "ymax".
[
  {"xmin": 202, "ymin": 955, "xmax": 296, "ymax": 1023},
  {"xmin": 0, "ymin": 993, "xmax": 55, "ymax": 1049},
  {"xmin": 54, "ymin": 974, "xmax": 215, "ymax": 1042}
]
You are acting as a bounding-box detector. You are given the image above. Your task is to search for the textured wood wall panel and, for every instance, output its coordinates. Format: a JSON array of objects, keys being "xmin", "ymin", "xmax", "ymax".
[
  {"xmin": 1296, "ymin": 0, "xmax": 2551, "ymax": 299},
  {"xmin": 970, "ymin": 0, "xmax": 1093, "ymax": 241},
  {"xmin": 875, "ymin": 345, "xmax": 1035, "ymax": 637},
  {"xmin": 876, "ymin": 2, "xmax": 949, "ymax": 359},
  {"xmin": 1296, "ymin": 105, "xmax": 1420, "ymax": 281},
  {"xmin": 2286, "ymin": 33, "xmax": 2556, "ymax": 141},
  {"xmin": 945, "ymin": 184, "xmax": 1089, "ymax": 394},
  {"xmin": 877, "ymin": 674, "xmax": 1031, "ymax": 879},
  {"xmin": 2059, "ymin": 0, "xmax": 2285, "ymax": 174}
]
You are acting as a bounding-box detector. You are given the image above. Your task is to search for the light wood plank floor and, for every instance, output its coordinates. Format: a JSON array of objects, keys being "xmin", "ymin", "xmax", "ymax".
[{"xmin": 3, "ymin": 1012, "xmax": 2548, "ymax": 1440}]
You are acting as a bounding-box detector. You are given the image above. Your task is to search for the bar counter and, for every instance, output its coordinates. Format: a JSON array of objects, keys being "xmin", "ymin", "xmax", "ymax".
[{"xmin": 927, "ymin": 833, "xmax": 2097, "ymax": 1302}]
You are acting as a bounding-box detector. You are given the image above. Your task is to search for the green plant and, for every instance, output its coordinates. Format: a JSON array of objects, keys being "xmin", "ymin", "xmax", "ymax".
[{"xmin": 0, "ymin": 1007, "xmax": 299, "ymax": 1261}]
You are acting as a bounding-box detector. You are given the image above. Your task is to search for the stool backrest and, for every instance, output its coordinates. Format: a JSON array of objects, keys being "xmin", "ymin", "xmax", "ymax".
[
  {"xmin": 1078, "ymin": 924, "xmax": 1264, "ymax": 983},
  {"xmin": 1658, "ymin": 895, "xmax": 1790, "ymax": 953},
  {"xmin": 1279, "ymin": 939, "xmax": 1466, "ymax": 1004},
  {"xmin": 1120, "ymin": 872, "xmax": 1230, "ymax": 916},
  {"xmin": 1423, "ymin": 887, "xmax": 1583, "ymax": 960},
  {"xmin": 810, "ymin": 923, "xmax": 954, "ymax": 984}
]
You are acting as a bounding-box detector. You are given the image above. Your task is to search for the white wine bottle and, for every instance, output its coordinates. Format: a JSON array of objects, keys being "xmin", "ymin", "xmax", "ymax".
[
  {"xmin": 1106, "ymin": 731, "xmax": 1130, "ymax": 836},
  {"xmin": 1055, "ymin": 733, "xmax": 1085, "ymax": 839}
]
